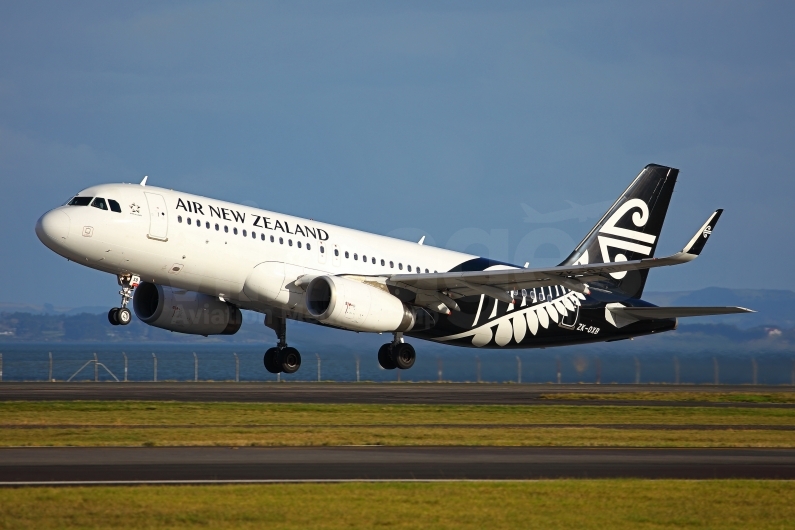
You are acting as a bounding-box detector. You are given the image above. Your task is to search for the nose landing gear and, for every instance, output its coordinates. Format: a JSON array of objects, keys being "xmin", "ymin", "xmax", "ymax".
[
  {"xmin": 263, "ymin": 313, "xmax": 302, "ymax": 374},
  {"xmin": 378, "ymin": 333, "xmax": 416, "ymax": 370},
  {"xmin": 108, "ymin": 274, "xmax": 140, "ymax": 326}
]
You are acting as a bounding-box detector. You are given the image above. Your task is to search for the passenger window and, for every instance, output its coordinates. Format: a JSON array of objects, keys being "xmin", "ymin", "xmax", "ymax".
[
  {"xmin": 320, "ymin": 246, "xmax": 325, "ymax": 254},
  {"xmin": 187, "ymin": 218, "xmax": 192, "ymax": 225},
  {"xmin": 108, "ymin": 199, "xmax": 122, "ymax": 213},
  {"xmin": 90, "ymin": 198, "xmax": 108, "ymax": 210},
  {"xmin": 362, "ymin": 255, "xmax": 367, "ymax": 262},
  {"xmin": 297, "ymin": 241, "xmax": 302, "ymax": 248},
  {"xmin": 307, "ymin": 243, "xmax": 311, "ymax": 250},
  {"xmin": 68, "ymin": 197, "xmax": 92, "ymax": 206},
  {"xmin": 354, "ymin": 253, "xmax": 358, "ymax": 261},
  {"xmin": 270, "ymin": 235, "xmax": 275, "ymax": 242},
  {"xmin": 425, "ymin": 269, "xmax": 429, "ymax": 273},
  {"xmin": 407, "ymin": 265, "xmax": 412, "ymax": 272},
  {"xmin": 261, "ymin": 234, "xmax": 265, "ymax": 241},
  {"xmin": 233, "ymin": 228, "xmax": 238, "ymax": 235},
  {"xmin": 399, "ymin": 263, "xmax": 403, "ymax": 270},
  {"xmin": 252, "ymin": 232, "xmax": 256, "ymax": 239},
  {"xmin": 178, "ymin": 216, "xmax": 183, "ymax": 223},
  {"xmin": 243, "ymin": 230, "xmax": 247, "ymax": 237},
  {"xmin": 288, "ymin": 239, "xmax": 292, "ymax": 246},
  {"xmin": 372, "ymin": 257, "xmax": 376, "ymax": 264},
  {"xmin": 205, "ymin": 222, "xmax": 210, "ymax": 229},
  {"xmin": 345, "ymin": 251, "xmax": 349, "ymax": 258},
  {"xmin": 381, "ymin": 259, "xmax": 385, "ymax": 266},
  {"xmin": 416, "ymin": 268, "xmax": 421, "ymax": 274},
  {"xmin": 389, "ymin": 261, "xmax": 394, "ymax": 268},
  {"xmin": 224, "ymin": 226, "xmax": 228, "ymax": 233},
  {"xmin": 334, "ymin": 249, "xmax": 339, "ymax": 256},
  {"xmin": 279, "ymin": 237, "xmax": 284, "ymax": 244},
  {"xmin": 215, "ymin": 224, "xmax": 219, "ymax": 231}
]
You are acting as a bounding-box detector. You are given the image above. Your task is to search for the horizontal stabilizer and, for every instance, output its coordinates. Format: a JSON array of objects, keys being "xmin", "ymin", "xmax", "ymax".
[{"xmin": 605, "ymin": 304, "xmax": 754, "ymax": 328}]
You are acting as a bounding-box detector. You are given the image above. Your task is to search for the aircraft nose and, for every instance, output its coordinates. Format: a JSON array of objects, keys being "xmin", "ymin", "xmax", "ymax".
[{"xmin": 36, "ymin": 209, "xmax": 71, "ymax": 246}]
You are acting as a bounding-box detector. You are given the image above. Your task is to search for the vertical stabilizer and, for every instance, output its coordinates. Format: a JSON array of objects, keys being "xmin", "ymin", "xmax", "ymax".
[{"xmin": 559, "ymin": 164, "xmax": 678, "ymax": 298}]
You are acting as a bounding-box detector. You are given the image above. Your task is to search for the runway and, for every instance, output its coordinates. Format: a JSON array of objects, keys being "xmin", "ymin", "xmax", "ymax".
[
  {"xmin": 1, "ymin": 382, "xmax": 793, "ymax": 406},
  {"xmin": 1, "ymin": 447, "xmax": 794, "ymax": 484}
]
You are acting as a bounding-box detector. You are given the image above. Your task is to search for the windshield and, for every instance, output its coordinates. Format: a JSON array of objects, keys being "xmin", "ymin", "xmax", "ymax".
[{"xmin": 67, "ymin": 196, "xmax": 92, "ymax": 206}]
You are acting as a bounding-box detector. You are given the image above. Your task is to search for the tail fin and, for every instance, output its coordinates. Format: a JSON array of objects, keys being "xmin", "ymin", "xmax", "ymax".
[{"xmin": 559, "ymin": 163, "xmax": 678, "ymax": 299}]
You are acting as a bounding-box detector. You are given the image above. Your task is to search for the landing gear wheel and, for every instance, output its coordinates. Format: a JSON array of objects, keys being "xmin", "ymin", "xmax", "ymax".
[
  {"xmin": 116, "ymin": 307, "xmax": 132, "ymax": 326},
  {"xmin": 278, "ymin": 347, "xmax": 301, "ymax": 374},
  {"xmin": 378, "ymin": 344, "xmax": 397, "ymax": 370},
  {"xmin": 393, "ymin": 342, "xmax": 416, "ymax": 370},
  {"xmin": 109, "ymin": 273, "xmax": 140, "ymax": 328},
  {"xmin": 263, "ymin": 347, "xmax": 280, "ymax": 374}
]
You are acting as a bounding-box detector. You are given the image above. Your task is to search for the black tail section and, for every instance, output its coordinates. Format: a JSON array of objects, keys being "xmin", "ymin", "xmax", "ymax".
[{"xmin": 560, "ymin": 164, "xmax": 678, "ymax": 299}]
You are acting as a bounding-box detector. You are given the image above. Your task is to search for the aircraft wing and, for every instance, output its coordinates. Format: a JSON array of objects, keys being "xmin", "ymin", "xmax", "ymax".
[{"xmin": 388, "ymin": 210, "xmax": 724, "ymax": 306}]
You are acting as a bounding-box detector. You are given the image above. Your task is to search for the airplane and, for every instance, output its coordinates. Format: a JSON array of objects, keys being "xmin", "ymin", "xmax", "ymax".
[
  {"xmin": 35, "ymin": 164, "xmax": 752, "ymax": 374},
  {"xmin": 521, "ymin": 200, "xmax": 614, "ymax": 224}
]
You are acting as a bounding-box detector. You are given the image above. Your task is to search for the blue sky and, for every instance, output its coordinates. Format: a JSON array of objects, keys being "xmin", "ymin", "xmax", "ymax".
[{"xmin": 1, "ymin": 1, "xmax": 794, "ymax": 308}]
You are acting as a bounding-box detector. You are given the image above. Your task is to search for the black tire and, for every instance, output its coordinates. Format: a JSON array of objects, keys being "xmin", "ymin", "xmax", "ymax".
[
  {"xmin": 377, "ymin": 343, "xmax": 397, "ymax": 370},
  {"xmin": 279, "ymin": 347, "xmax": 301, "ymax": 374},
  {"xmin": 393, "ymin": 342, "xmax": 416, "ymax": 370},
  {"xmin": 117, "ymin": 307, "xmax": 132, "ymax": 325},
  {"xmin": 264, "ymin": 347, "xmax": 280, "ymax": 373},
  {"xmin": 108, "ymin": 308, "xmax": 119, "ymax": 326}
]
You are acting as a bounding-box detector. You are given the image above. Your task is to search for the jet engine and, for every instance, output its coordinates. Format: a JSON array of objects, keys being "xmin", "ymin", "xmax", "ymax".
[
  {"xmin": 305, "ymin": 275, "xmax": 434, "ymax": 333},
  {"xmin": 133, "ymin": 282, "xmax": 242, "ymax": 335}
]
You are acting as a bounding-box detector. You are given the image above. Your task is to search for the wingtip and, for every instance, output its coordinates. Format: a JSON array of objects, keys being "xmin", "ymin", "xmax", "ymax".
[{"xmin": 681, "ymin": 209, "xmax": 723, "ymax": 256}]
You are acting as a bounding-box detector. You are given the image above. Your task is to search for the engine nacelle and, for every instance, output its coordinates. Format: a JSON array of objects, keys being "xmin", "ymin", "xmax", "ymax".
[
  {"xmin": 133, "ymin": 282, "xmax": 242, "ymax": 335},
  {"xmin": 305, "ymin": 275, "xmax": 434, "ymax": 333}
]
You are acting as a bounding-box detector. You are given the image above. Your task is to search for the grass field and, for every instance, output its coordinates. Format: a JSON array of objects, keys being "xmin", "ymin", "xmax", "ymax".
[
  {"xmin": 1, "ymin": 481, "xmax": 793, "ymax": 529},
  {"xmin": 1, "ymin": 401, "xmax": 793, "ymax": 447}
]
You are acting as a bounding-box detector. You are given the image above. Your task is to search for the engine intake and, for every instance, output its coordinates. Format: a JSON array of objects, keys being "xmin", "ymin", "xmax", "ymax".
[
  {"xmin": 305, "ymin": 275, "xmax": 434, "ymax": 333},
  {"xmin": 133, "ymin": 282, "xmax": 242, "ymax": 335}
]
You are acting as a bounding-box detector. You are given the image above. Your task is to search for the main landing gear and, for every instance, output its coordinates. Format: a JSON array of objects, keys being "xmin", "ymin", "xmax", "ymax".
[
  {"xmin": 108, "ymin": 274, "xmax": 140, "ymax": 326},
  {"xmin": 263, "ymin": 313, "xmax": 302, "ymax": 374},
  {"xmin": 378, "ymin": 332, "xmax": 416, "ymax": 370}
]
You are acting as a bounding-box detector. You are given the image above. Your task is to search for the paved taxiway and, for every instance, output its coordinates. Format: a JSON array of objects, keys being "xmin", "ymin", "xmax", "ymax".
[
  {"xmin": 1, "ymin": 383, "xmax": 793, "ymax": 406},
  {"xmin": 1, "ymin": 447, "xmax": 794, "ymax": 484}
]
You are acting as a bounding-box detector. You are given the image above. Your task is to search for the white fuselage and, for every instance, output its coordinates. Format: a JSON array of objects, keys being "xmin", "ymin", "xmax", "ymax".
[{"xmin": 36, "ymin": 182, "xmax": 480, "ymax": 319}]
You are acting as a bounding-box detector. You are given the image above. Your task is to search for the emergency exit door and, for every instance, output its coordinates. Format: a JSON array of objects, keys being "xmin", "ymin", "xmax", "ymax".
[{"xmin": 144, "ymin": 192, "xmax": 169, "ymax": 241}]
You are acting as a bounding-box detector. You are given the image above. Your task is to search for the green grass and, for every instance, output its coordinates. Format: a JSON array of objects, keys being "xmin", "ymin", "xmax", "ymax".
[
  {"xmin": 1, "ymin": 401, "xmax": 793, "ymax": 447},
  {"xmin": 1, "ymin": 481, "xmax": 794, "ymax": 529}
]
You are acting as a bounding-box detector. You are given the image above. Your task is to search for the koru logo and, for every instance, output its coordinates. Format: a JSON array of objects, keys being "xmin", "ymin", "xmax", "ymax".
[
  {"xmin": 703, "ymin": 225, "xmax": 712, "ymax": 238},
  {"xmin": 129, "ymin": 203, "xmax": 141, "ymax": 215},
  {"xmin": 597, "ymin": 198, "xmax": 656, "ymax": 279}
]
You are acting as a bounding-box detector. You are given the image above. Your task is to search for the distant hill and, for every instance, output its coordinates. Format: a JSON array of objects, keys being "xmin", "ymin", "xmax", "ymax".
[{"xmin": 0, "ymin": 302, "xmax": 110, "ymax": 316}]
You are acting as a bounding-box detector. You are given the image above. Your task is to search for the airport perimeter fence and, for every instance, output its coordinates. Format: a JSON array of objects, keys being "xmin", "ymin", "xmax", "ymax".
[{"xmin": 1, "ymin": 344, "xmax": 795, "ymax": 385}]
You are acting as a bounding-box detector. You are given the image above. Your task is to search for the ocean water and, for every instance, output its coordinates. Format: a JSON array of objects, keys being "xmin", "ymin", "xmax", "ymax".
[{"xmin": 0, "ymin": 343, "xmax": 794, "ymax": 385}]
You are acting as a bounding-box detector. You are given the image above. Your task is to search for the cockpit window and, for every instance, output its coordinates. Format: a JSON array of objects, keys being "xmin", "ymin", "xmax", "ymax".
[
  {"xmin": 68, "ymin": 196, "xmax": 92, "ymax": 206},
  {"xmin": 91, "ymin": 198, "xmax": 108, "ymax": 210},
  {"xmin": 108, "ymin": 199, "xmax": 122, "ymax": 213}
]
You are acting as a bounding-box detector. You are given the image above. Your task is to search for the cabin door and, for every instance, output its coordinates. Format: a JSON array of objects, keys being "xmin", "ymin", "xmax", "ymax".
[{"xmin": 144, "ymin": 192, "xmax": 169, "ymax": 241}]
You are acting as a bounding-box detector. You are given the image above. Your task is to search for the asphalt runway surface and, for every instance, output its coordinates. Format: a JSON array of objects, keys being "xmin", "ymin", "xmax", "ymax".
[
  {"xmin": 1, "ymin": 447, "xmax": 794, "ymax": 484},
  {"xmin": 1, "ymin": 382, "xmax": 793, "ymax": 406}
]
